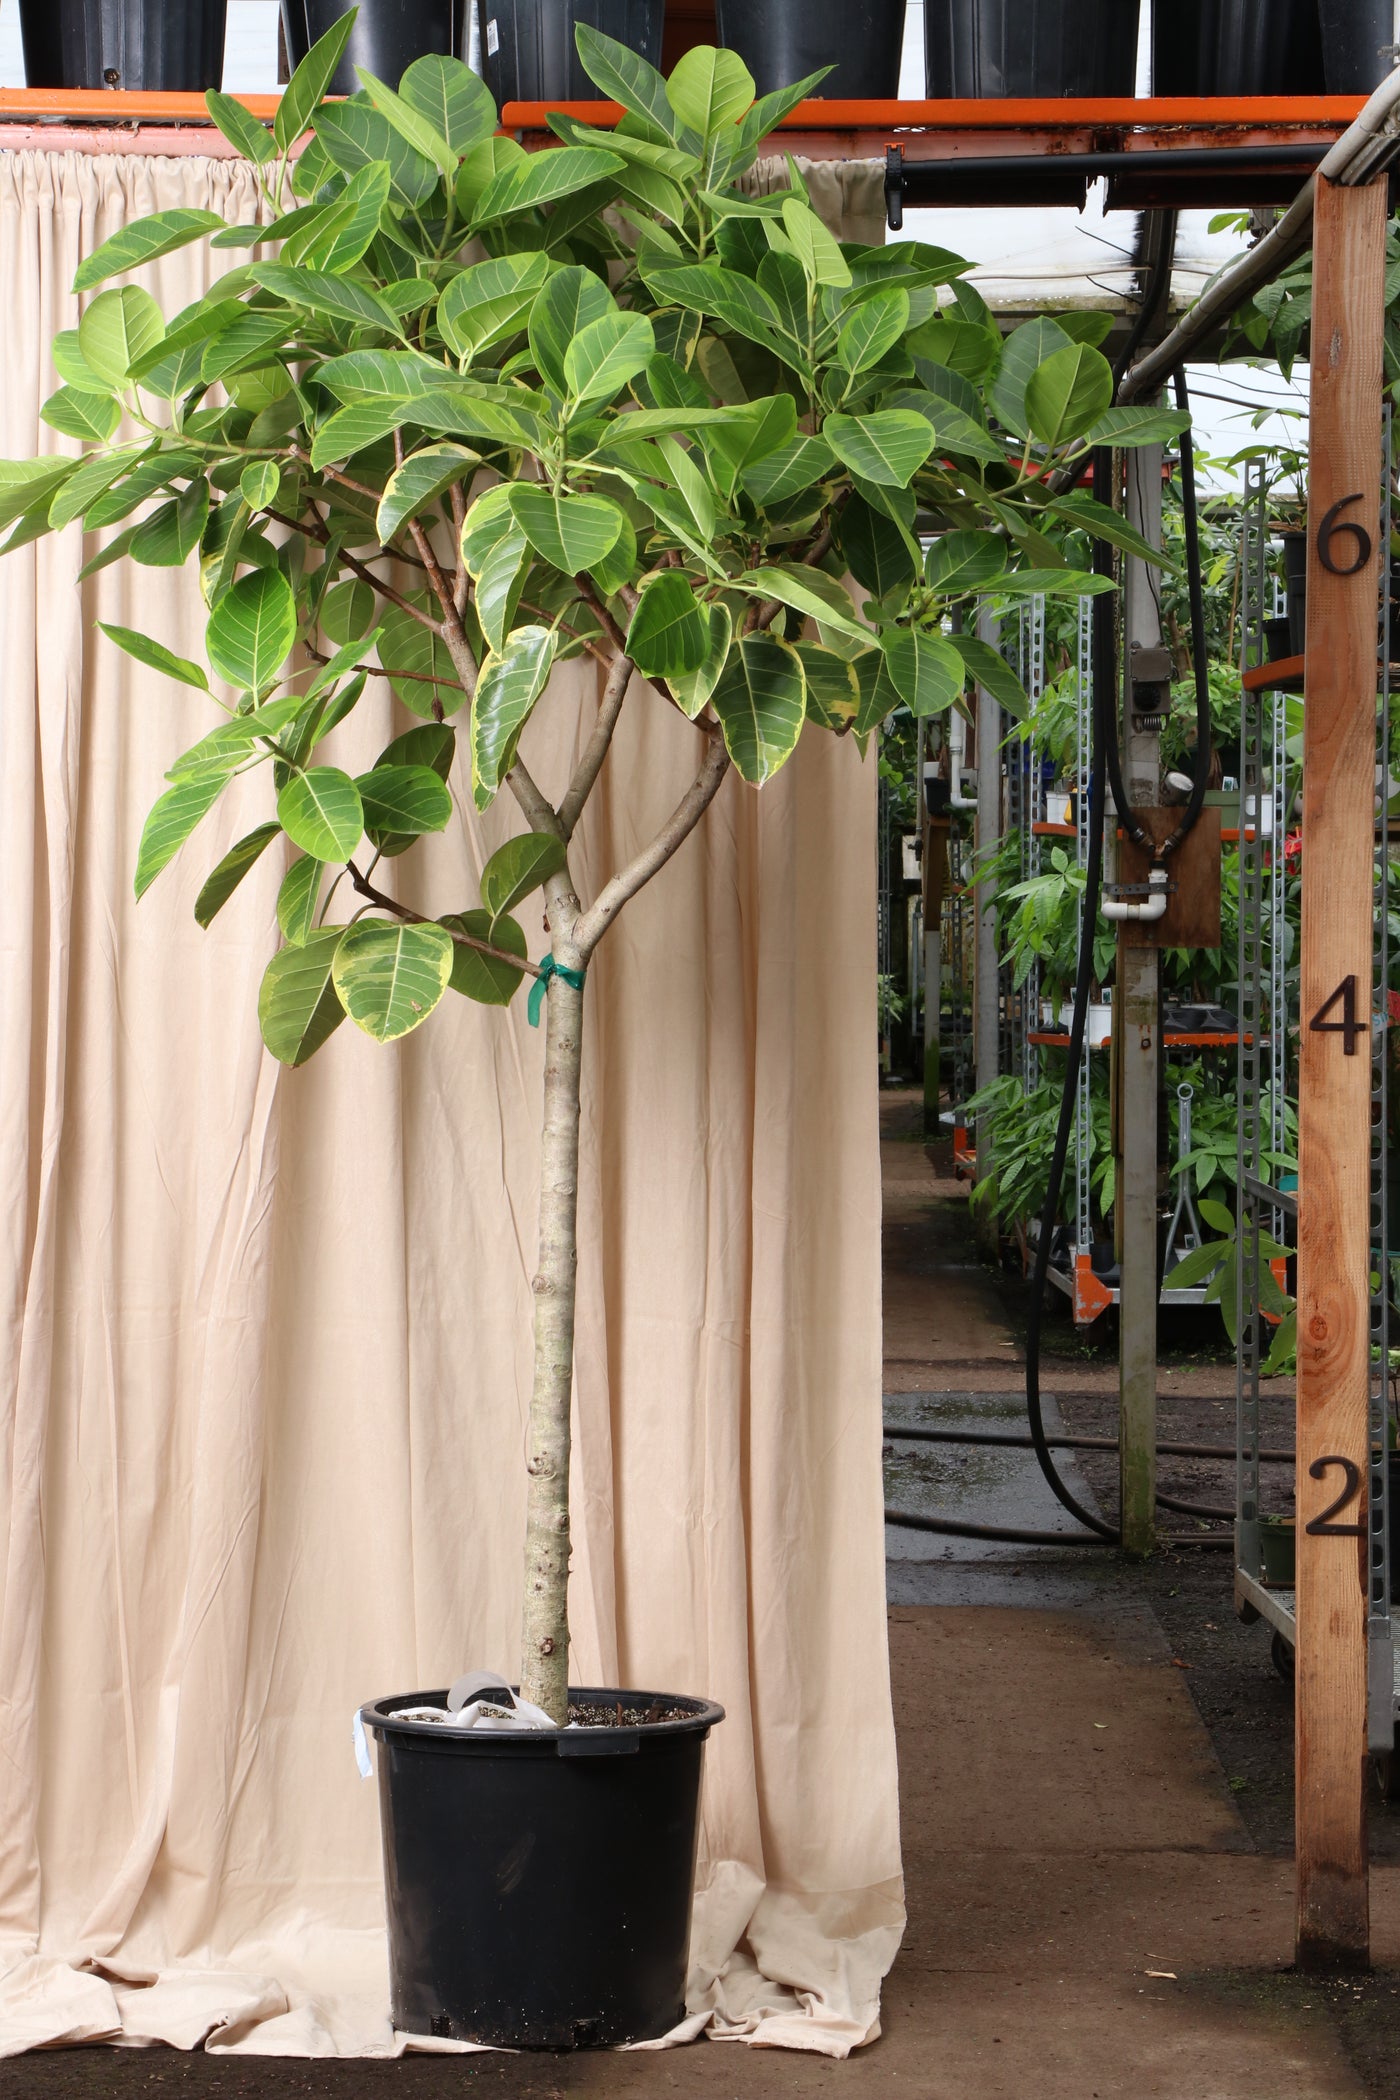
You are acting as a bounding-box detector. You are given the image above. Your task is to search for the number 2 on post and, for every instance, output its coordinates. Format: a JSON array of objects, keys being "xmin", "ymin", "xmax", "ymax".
[{"xmin": 1308, "ymin": 973, "xmax": 1365, "ymax": 1056}]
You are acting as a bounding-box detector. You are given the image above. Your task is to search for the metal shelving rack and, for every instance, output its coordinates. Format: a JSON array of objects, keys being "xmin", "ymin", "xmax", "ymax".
[{"xmin": 1232, "ymin": 445, "xmax": 1396, "ymax": 1755}]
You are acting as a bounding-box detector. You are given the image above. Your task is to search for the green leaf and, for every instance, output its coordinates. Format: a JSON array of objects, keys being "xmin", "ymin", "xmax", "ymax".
[
  {"xmin": 79, "ymin": 286, "xmax": 165, "ymax": 385},
  {"xmin": 879, "ymin": 629, "xmax": 964, "ymax": 717},
  {"xmin": 251, "ymin": 262, "xmax": 404, "ymax": 340},
  {"xmin": 669, "ymin": 601, "xmax": 732, "ymax": 719},
  {"xmin": 471, "ymin": 624, "xmax": 558, "ymax": 804},
  {"xmin": 666, "ymin": 46, "xmax": 754, "ymax": 136},
  {"xmin": 276, "ymin": 9, "xmax": 356, "ymax": 150},
  {"xmin": 793, "ymin": 640, "xmax": 859, "ymax": 728},
  {"xmin": 332, "ymin": 919, "xmax": 454, "ymax": 1041},
  {"xmin": 130, "ymin": 479, "xmax": 210, "ymax": 566},
  {"xmin": 643, "ymin": 264, "xmax": 793, "ymax": 366},
  {"xmin": 376, "ymin": 722, "xmax": 456, "ymax": 778},
  {"xmin": 51, "ymin": 328, "xmax": 112, "ymax": 394},
  {"xmin": 574, "ymin": 24, "xmax": 678, "ymax": 140},
  {"xmin": 702, "ymin": 393, "xmax": 797, "ymax": 499},
  {"xmin": 207, "ymin": 569, "xmax": 297, "ymax": 690},
  {"xmin": 40, "ymin": 387, "xmax": 121, "ymax": 442},
  {"xmin": 287, "ymin": 160, "xmax": 392, "ymax": 275},
  {"xmin": 98, "ymin": 620, "xmax": 208, "ymax": 690},
  {"xmin": 1055, "ymin": 311, "xmax": 1114, "ymax": 348},
  {"xmin": 355, "ymin": 64, "xmax": 458, "ymax": 177},
  {"xmin": 508, "ymin": 486, "xmax": 624, "ymax": 575},
  {"xmin": 949, "ymin": 634, "xmax": 1029, "ymax": 720},
  {"xmin": 924, "ymin": 529, "xmax": 1007, "ymax": 593},
  {"xmin": 442, "ymin": 907, "xmax": 528, "ymax": 1005},
  {"xmin": 852, "ymin": 647, "xmax": 901, "ymax": 735},
  {"xmin": 135, "ymin": 771, "xmax": 227, "ymax": 897},
  {"xmin": 740, "ymin": 431, "xmax": 834, "ymax": 507},
  {"xmin": 825, "ymin": 410, "xmax": 934, "ymax": 489},
  {"xmin": 72, "ymin": 209, "xmax": 224, "ymax": 293},
  {"xmin": 779, "ymin": 196, "xmax": 851, "ymax": 289},
  {"xmin": 1044, "ymin": 491, "xmax": 1177, "ymax": 568},
  {"xmin": 472, "ymin": 146, "xmax": 626, "ymax": 226},
  {"xmin": 626, "ymin": 572, "xmax": 710, "ymax": 678},
  {"xmin": 377, "ymin": 442, "xmax": 479, "ymax": 544},
  {"xmin": 194, "ymin": 820, "xmax": 281, "ymax": 926},
  {"xmin": 989, "ymin": 314, "xmax": 1074, "ymax": 439},
  {"xmin": 321, "ymin": 578, "xmax": 378, "ymax": 645},
  {"xmin": 259, "ymin": 930, "xmax": 346, "ymax": 1065},
  {"xmin": 355, "ymin": 762, "xmax": 453, "ymax": 840},
  {"xmin": 277, "ymin": 766, "xmax": 364, "ymax": 861},
  {"xmin": 438, "ymin": 252, "xmax": 552, "ymax": 361},
  {"xmin": 377, "ymin": 604, "xmax": 461, "ymax": 717},
  {"xmin": 528, "ymin": 265, "xmax": 616, "ymax": 396},
  {"xmin": 309, "ymin": 400, "xmax": 406, "ymax": 466},
  {"xmin": 711, "ymin": 635, "xmax": 806, "ymax": 784},
  {"xmin": 563, "ymin": 311, "xmax": 656, "ymax": 410},
  {"xmin": 462, "ymin": 498, "xmax": 529, "ymax": 657},
  {"xmin": 47, "ymin": 449, "xmax": 139, "ymax": 531},
  {"xmin": 1024, "ymin": 342, "xmax": 1114, "ymax": 448},
  {"xmin": 313, "ymin": 97, "xmax": 438, "ymax": 209},
  {"xmin": 743, "ymin": 563, "xmax": 868, "ymax": 645},
  {"xmin": 836, "ymin": 287, "xmax": 909, "ymax": 374},
  {"xmin": 240, "ymin": 460, "xmax": 282, "ymax": 512},
  {"xmin": 205, "ymin": 90, "xmax": 276, "ymax": 164},
  {"xmin": 480, "ymin": 832, "xmax": 567, "ymax": 924},
  {"xmin": 400, "ymin": 52, "xmax": 497, "ymax": 152},
  {"xmin": 1081, "ymin": 405, "xmax": 1191, "ymax": 449},
  {"xmin": 277, "ymin": 854, "xmax": 325, "ymax": 945},
  {"xmin": 734, "ymin": 69, "xmax": 830, "ymax": 160},
  {"xmin": 837, "ymin": 493, "xmax": 917, "ymax": 596}
]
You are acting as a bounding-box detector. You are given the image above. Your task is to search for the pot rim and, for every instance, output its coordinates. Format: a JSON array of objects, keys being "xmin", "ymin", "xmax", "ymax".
[{"xmin": 359, "ymin": 1685, "xmax": 725, "ymax": 1753}]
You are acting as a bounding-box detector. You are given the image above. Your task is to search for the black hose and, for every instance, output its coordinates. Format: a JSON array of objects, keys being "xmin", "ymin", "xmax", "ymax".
[
  {"xmin": 883, "ymin": 1424, "xmax": 1293, "ymax": 1464},
  {"xmin": 1113, "ymin": 209, "xmax": 1180, "ymax": 395}
]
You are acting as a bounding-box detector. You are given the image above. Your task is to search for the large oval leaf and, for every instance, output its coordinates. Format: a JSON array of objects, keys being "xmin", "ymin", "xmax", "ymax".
[
  {"xmin": 376, "ymin": 442, "xmax": 480, "ymax": 545},
  {"xmin": 823, "ymin": 410, "xmax": 935, "ymax": 490},
  {"xmin": 470, "ymin": 624, "xmax": 558, "ymax": 805},
  {"xmin": 508, "ymin": 487, "xmax": 624, "ymax": 576},
  {"xmin": 79, "ymin": 286, "xmax": 165, "ymax": 386},
  {"xmin": 528, "ymin": 265, "xmax": 616, "ymax": 396},
  {"xmin": 924, "ymin": 529, "xmax": 1007, "ymax": 594},
  {"xmin": 878, "ymin": 629, "xmax": 964, "ymax": 718},
  {"xmin": 400, "ymin": 52, "xmax": 497, "ymax": 152},
  {"xmin": 626, "ymin": 572, "xmax": 709, "ymax": 679},
  {"xmin": 1024, "ymin": 342, "xmax": 1114, "ymax": 449},
  {"xmin": 194, "ymin": 820, "xmax": 281, "ymax": 927},
  {"xmin": 73, "ymin": 208, "xmax": 224, "ymax": 293},
  {"xmin": 332, "ymin": 920, "xmax": 454, "ymax": 1041},
  {"xmin": 742, "ymin": 564, "xmax": 868, "ymax": 646},
  {"xmin": 40, "ymin": 387, "xmax": 121, "ymax": 443},
  {"xmin": 562, "ymin": 311, "xmax": 656, "ymax": 411},
  {"xmin": 479, "ymin": 832, "xmax": 567, "ymax": 925},
  {"xmin": 471, "ymin": 147, "xmax": 626, "ymax": 228},
  {"xmin": 356, "ymin": 763, "xmax": 453, "ymax": 840},
  {"xmin": 442, "ymin": 908, "xmax": 529, "ymax": 1005},
  {"xmin": 989, "ymin": 314, "xmax": 1074, "ymax": 439},
  {"xmin": 277, "ymin": 766, "xmax": 364, "ymax": 861},
  {"xmin": 711, "ymin": 635, "xmax": 806, "ymax": 786},
  {"xmin": 376, "ymin": 604, "xmax": 461, "ymax": 718},
  {"xmin": 669, "ymin": 602, "xmax": 732, "ymax": 720},
  {"xmin": 207, "ymin": 569, "xmax": 297, "ymax": 690},
  {"xmin": 836, "ymin": 288, "xmax": 910, "ymax": 375},
  {"xmin": 134, "ymin": 771, "xmax": 227, "ymax": 898},
  {"xmin": 438, "ymin": 253, "xmax": 552, "ymax": 362},
  {"xmin": 259, "ymin": 930, "xmax": 347, "ymax": 1066},
  {"xmin": 277, "ymin": 855, "xmax": 324, "ymax": 946}
]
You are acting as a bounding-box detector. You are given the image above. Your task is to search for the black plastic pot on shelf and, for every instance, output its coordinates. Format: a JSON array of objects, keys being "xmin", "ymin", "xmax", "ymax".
[
  {"xmin": 19, "ymin": 0, "xmax": 228, "ymax": 89},
  {"xmin": 1151, "ymin": 0, "xmax": 1325, "ymax": 96},
  {"xmin": 359, "ymin": 1686, "xmax": 722, "ymax": 2048},
  {"xmin": 713, "ymin": 0, "xmax": 906, "ymax": 99},
  {"xmin": 281, "ymin": 0, "xmax": 467, "ymax": 97},
  {"xmin": 1280, "ymin": 530, "xmax": 1400, "ymax": 662},
  {"xmin": 1316, "ymin": 0, "xmax": 1393, "ymax": 93},
  {"xmin": 480, "ymin": 0, "xmax": 664, "ymax": 105},
  {"xmin": 925, "ymin": 0, "xmax": 1138, "ymax": 97}
]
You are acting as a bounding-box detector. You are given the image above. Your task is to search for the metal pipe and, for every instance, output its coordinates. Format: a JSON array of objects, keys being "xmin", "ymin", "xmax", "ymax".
[{"xmin": 1119, "ymin": 64, "xmax": 1400, "ymax": 402}]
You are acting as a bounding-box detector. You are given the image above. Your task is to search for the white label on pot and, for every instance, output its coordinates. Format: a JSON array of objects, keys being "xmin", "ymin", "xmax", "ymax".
[
  {"xmin": 352, "ymin": 1710, "xmax": 372, "ymax": 1779},
  {"xmin": 486, "ymin": 18, "xmax": 499, "ymax": 53}
]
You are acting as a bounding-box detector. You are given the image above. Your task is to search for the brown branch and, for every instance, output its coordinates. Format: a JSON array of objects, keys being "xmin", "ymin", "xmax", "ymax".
[
  {"xmin": 449, "ymin": 480, "xmax": 469, "ymax": 618},
  {"xmin": 407, "ymin": 507, "xmax": 479, "ymax": 702},
  {"xmin": 573, "ymin": 571, "xmax": 629, "ymax": 657},
  {"xmin": 347, "ymin": 861, "xmax": 543, "ymax": 979},
  {"xmin": 573, "ymin": 731, "xmax": 730, "ymax": 958},
  {"xmin": 291, "ymin": 447, "xmax": 382, "ymax": 504},
  {"xmin": 559, "ymin": 654, "xmax": 634, "ymax": 839},
  {"xmin": 301, "ymin": 639, "xmax": 459, "ymax": 691}
]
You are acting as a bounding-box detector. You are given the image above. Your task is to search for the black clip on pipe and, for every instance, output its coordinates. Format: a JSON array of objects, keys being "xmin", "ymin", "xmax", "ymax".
[{"xmin": 884, "ymin": 145, "xmax": 904, "ymax": 233}]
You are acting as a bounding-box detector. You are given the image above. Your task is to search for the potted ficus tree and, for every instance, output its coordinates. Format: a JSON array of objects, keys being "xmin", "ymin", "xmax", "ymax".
[{"xmin": 0, "ymin": 11, "xmax": 1184, "ymax": 2046}]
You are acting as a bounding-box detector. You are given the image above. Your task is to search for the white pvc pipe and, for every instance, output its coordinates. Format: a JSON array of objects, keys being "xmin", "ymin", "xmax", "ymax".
[
  {"xmin": 946, "ymin": 710, "xmax": 978, "ymax": 810},
  {"xmin": 1102, "ymin": 865, "xmax": 1170, "ymax": 923}
]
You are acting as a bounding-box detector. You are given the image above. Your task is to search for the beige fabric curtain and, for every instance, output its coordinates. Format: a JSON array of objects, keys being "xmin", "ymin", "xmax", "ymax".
[{"xmin": 0, "ymin": 150, "xmax": 903, "ymax": 2060}]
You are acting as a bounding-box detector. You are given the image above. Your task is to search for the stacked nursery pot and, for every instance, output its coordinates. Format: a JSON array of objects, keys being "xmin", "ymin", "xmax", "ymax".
[
  {"xmin": 20, "ymin": 0, "xmax": 227, "ymax": 88},
  {"xmin": 1151, "ymin": 0, "xmax": 1392, "ymax": 94},
  {"xmin": 925, "ymin": 0, "xmax": 1138, "ymax": 96},
  {"xmin": 480, "ymin": 0, "xmax": 666, "ymax": 103},
  {"xmin": 281, "ymin": 0, "xmax": 470, "ymax": 95},
  {"xmin": 714, "ymin": 0, "xmax": 908, "ymax": 98}
]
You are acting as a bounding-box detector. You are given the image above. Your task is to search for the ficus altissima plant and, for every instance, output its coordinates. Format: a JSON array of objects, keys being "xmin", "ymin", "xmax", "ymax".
[{"xmin": 0, "ymin": 13, "xmax": 1185, "ymax": 1721}]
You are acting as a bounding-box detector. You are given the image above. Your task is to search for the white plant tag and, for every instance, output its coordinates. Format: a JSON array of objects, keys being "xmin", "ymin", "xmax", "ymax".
[
  {"xmin": 486, "ymin": 18, "xmax": 499, "ymax": 53},
  {"xmin": 352, "ymin": 1709, "xmax": 373, "ymax": 1779}
]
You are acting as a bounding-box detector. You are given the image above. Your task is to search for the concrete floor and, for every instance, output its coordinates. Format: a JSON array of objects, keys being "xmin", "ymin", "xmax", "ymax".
[{"xmin": 13, "ymin": 1089, "xmax": 1399, "ymax": 2097}]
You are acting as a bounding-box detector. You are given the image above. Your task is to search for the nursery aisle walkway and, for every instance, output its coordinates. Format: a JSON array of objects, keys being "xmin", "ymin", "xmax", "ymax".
[{"xmin": 12, "ymin": 1089, "xmax": 1400, "ymax": 2099}]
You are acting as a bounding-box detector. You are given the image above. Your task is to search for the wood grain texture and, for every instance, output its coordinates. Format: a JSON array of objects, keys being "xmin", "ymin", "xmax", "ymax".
[
  {"xmin": 1118, "ymin": 808, "xmax": 1222, "ymax": 949},
  {"xmin": 1295, "ymin": 172, "xmax": 1388, "ymax": 1972}
]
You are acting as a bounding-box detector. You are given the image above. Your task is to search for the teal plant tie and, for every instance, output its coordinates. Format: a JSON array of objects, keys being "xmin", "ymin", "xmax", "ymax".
[{"xmin": 527, "ymin": 956, "xmax": 586, "ymax": 1027}]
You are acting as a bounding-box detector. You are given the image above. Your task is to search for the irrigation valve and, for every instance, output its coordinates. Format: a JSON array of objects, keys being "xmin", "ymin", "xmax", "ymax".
[{"xmin": 1128, "ymin": 641, "xmax": 1173, "ymax": 734}]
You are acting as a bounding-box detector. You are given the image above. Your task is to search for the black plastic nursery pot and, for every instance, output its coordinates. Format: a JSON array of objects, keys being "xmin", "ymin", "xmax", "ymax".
[
  {"xmin": 925, "ymin": 0, "xmax": 1138, "ymax": 97},
  {"xmin": 1316, "ymin": 0, "xmax": 1393, "ymax": 94},
  {"xmin": 713, "ymin": 0, "xmax": 906, "ymax": 99},
  {"xmin": 480, "ymin": 0, "xmax": 664, "ymax": 105},
  {"xmin": 359, "ymin": 1687, "xmax": 723, "ymax": 2048},
  {"xmin": 280, "ymin": 0, "xmax": 468, "ymax": 97},
  {"xmin": 1151, "ymin": 0, "xmax": 1326, "ymax": 96},
  {"xmin": 19, "ymin": 0, "xmax": 227, "ymax": 88}
]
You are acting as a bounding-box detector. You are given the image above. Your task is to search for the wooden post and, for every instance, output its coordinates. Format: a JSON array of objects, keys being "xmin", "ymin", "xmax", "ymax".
[{"xmin": 1296, "ymin": 170, "xmax": 1387, "ymax": 1973}]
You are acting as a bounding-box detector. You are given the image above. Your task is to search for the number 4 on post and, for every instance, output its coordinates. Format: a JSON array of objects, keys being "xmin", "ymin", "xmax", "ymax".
[{"xmin": 1309, "ymin": 973, "xmax": 1366, "ymax": 1056}]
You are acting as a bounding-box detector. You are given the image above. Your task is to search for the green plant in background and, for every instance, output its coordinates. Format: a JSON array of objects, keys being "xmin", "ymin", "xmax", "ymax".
[
  {"xmin": 965, "ymin": 1067, "xmax": 1114, "ymax": 1233},
  {"xmin": 1164, "ymin": 1198, "xmax": 1294, "ymax": 1372},
  {"xmin": 0, "ymin": 17, "xmax": 1185, "ymax": 1722}
]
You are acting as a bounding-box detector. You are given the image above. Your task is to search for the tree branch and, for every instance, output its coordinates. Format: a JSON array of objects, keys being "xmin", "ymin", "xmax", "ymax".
[
  {"xmin": 573, "ymin": 571, "xmax": 629, "ymax": 657},
  {"xmin": 573, "ymin": 731, "xmax": 730, "ymax": 957},
  {"xmin": 346, "ymin": 861, "xmax": 543, "ymax": 978},
  {"xmin": 559, "ymin": 654, "xmax": 633, "ymax": 839},
  {"xmin": 408, "ymin": 511, "xmax": 479, "ymax": 701}
]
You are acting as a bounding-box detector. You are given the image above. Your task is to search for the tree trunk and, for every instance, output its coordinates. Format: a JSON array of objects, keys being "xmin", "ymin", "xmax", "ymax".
[{"xmin": 519, "ymin": 947, "xmax": 585, "ymax": 1724}]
